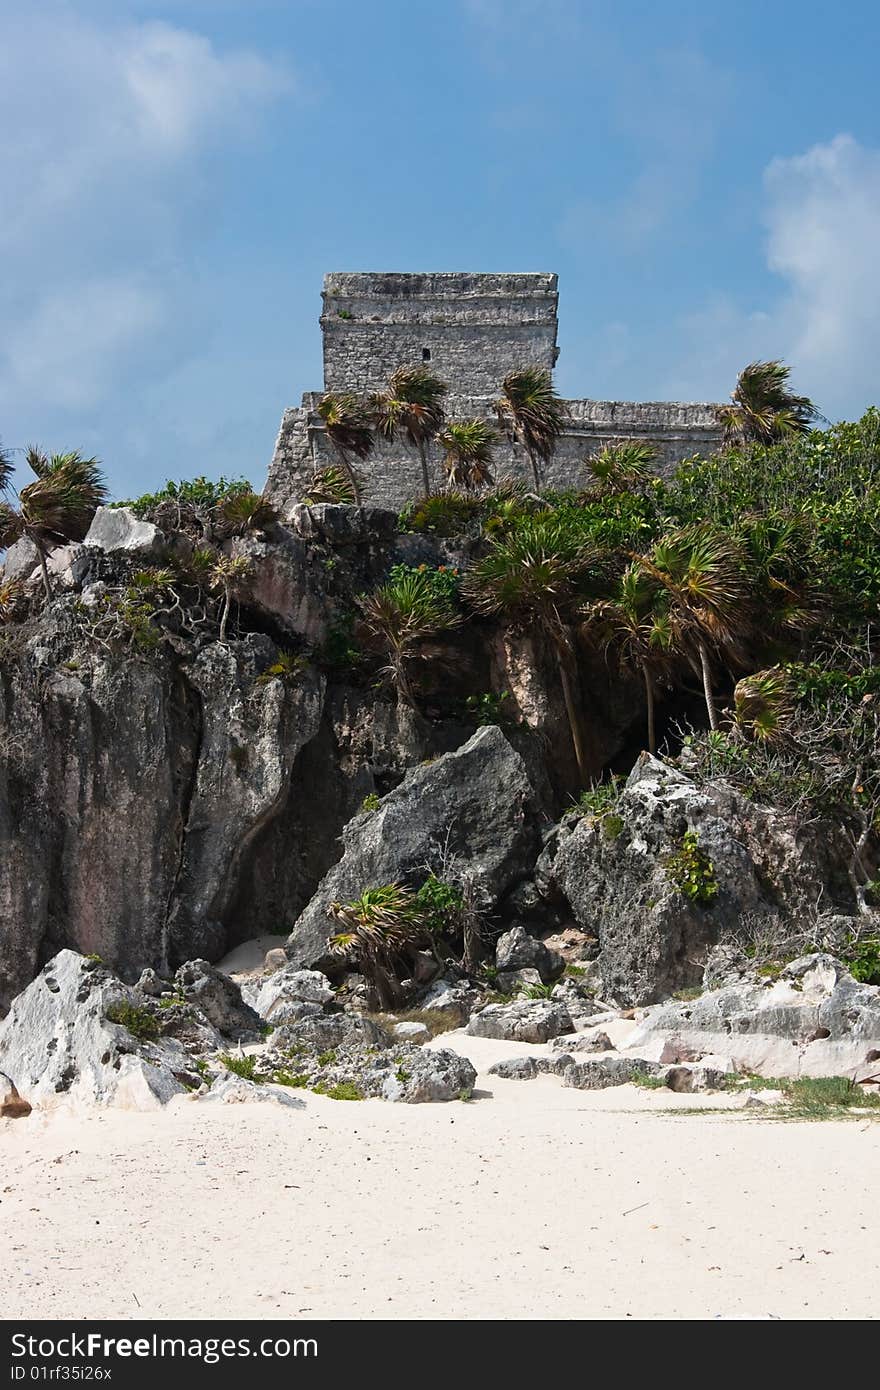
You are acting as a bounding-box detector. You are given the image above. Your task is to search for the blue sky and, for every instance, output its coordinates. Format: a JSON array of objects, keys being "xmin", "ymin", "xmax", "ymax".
[{"xmin": 2, "ymin": 0, "xmax": 880, "ymax": 499}]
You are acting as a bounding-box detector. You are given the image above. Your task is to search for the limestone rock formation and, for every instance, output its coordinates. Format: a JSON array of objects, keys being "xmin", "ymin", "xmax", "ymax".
[
  {"xmin": 286, "ymin": 725, "xmax": 544, "ymax": 970},
  {"xmin": 551, "ymin": 753, "xmax": 855, "ymax": 1006},
  {"xmin": 466, "ymin": 998, "xmax": 574, "ymax": 1044},
  {"xmin": 0, "ymin": 952, "xmax": 198, "ymax": 1110},
  {"xmin": 626, "ymin": 953, "xmax": 880, "ymax": 1078}
]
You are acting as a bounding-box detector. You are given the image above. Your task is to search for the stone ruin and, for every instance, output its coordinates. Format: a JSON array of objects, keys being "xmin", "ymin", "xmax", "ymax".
[{"xmin": 264, "ymin": 271, "xmax": 723, "ymax": 515}]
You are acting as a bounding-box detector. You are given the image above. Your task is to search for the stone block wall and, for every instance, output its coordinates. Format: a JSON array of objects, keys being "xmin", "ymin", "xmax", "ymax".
[
  {"xmin": 263, "ymin": 392, "xmax": 722, "ymax": 518},
  {"xmin": 321, "ymin": 271, "xmax": 559, "ymax": 397},
  {"xmin": 262, "ymin": 271, "xmax": 725, "ymax": 518}
]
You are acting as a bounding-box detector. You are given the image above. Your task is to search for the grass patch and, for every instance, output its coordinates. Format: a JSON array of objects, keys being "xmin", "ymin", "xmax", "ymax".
[
  {"xmin": 631, "ymin": 1072, "xmax": 667, "ymax": 1090},
  {"xmin": 376, "ymin": 1007, "xmax": 461, "ymax": 1037},
  {"xmin": 316, "ymin": 1049, "xmax": 337, "ymax": 1067},
  {"xmin": 272, "ymin": 1070, "xmax": 308, "ymax": 1088},
  {"xmin": 312, "ymin": 1080, "xmax": 362, "ymax": 1101},
  {"xmin": 672, "ymin": 986, "xmax": 703, "ymax": 1002},
  {"xmin": 106, "ymin": 1001, "xmax": 159, "ymax": 1042}
]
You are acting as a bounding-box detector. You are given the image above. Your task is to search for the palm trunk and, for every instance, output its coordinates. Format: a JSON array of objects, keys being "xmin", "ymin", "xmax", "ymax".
[
  {"xmin": 552, "ymin": 628, "xmax": 589, "ymax": 784},
  {"xmin": 219, "ymin": 587, "xmax": 231, "ymax": 642},
  {"xmin": 35, "ymin": 541, "xmax": 52, "ymax": 601},
  {"xmin": 698, "ymin": 640, "xmax": 719, "ymax": 731},
  {"xmin": 334, "ymin": 446, "xmax": 362, "ymax": 506},
  {"xmin": 642, "ymin": 663, "xmax": 656, "ymax": 753},
  {"xmin": 524, "ymin": 441, "xmax": 542, "ymax": 492},
  {"xmin": 417, "ymin": 439, "xmax": 431, "ymax": 497},
  {"xmin": 393, "ymin": 648, "xmax": 416, "ymax": 708}
]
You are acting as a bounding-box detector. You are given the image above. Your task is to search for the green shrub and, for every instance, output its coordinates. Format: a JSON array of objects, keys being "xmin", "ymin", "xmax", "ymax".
[
  {"xmin": 272, "ymin": 1070, "xmax": 308, "ymax": 1088},
  {"xmin": 465, "ymin": 690, "xmax": 510, "ymax": 726},
  {"xmin": 118, "ymin": 475, "xmax": 253, "ymax": 518},
  {"xmin": 845, "ymin": 935, "xmax": 880, "ymax": 985},
  {"xmin": 665, "ymin": 831, "xmax": 718, "ymax": 905},
  {"xmin": 361, "ymin": 792, "xmax": 381, "ymax": 813},
  {"xmin": 312, "ymin": 1080, "xmax": 362, "ymax": 1100},
  {"xmin": 399, "ymin": 492, "xmax": 482, "ymax": 537},
  {"xmin": 414, "ymin": 873, "xmax": 465, "ymax": 937},
  {"xmin": 219, "ymin": 1053, "xmax": 261, "ymax": 1082},
  {"xmin": 577, "ymin": 776, "xmax": 623, "ymax": 821},
  {"xmin": 255, "ymin": 652, "xmax": 308, "ymax": 685},
  {"xmin": 106, "ymin": 1001, "xmax": 159, "ymax": 1041}
]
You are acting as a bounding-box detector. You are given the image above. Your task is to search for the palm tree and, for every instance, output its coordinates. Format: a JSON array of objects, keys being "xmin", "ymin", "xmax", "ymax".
[
  {"xmin": 733, "ymin": 667, "xmax": 793, "ymax": 744},
  {"xmin": 357, "ymin": 566, "xmax": 462, "ymax": 707},
  {"xmin": 0, "ymin": 441, "xmax": 14, "ymax": 497},
  {"xmin": 437, "ymin": 419, "xmax": 497, "ymax": 491},
  {"xmin": 583, "ymin": 563, "xmax": 673, "ymax": 753},
  {"xmin": 216, "ymin": 490, "xmax": 277, "ymax": 537},
  {"xmin": 717, "ymin": 360, "xmax": 818, "ymax": 445},
  {"xmin": 463, "ymin": 513, "xmax": 601, "ymax": 783},
  {"xmin": 303, "ymin": 465, "xmax": 358, "ymax": 506},
  {"xmin": 634, "ymin": 524, "xmax": 750, "ymax": 731},
  {"xmin": 372, "ymin": 366, "xmax": 448, "ymax": 497},
  {"xmin": 210, "ymin": 553, "xmax": 253, "ymax": 642},
  {"xmin": 584, "ymin": 440, "xmax": 657, "ymax": 495},
  {"xmin": 316, "ymin": 393, "xmax": 374, "ymax": 505},
  {"xmin": 495, "ymin": 366, "xmax": 567, "ymax": 492},
  {"xmin": 328, "ymin": 884, "xmax": 426, "ymax": 1009},
  {"xmin": 6, "ymin": 449, "xmax": 108, "ymax": 600},
  {"xmin": 0, "ymin": 578, "xmax": 23, "ymax": 624}
]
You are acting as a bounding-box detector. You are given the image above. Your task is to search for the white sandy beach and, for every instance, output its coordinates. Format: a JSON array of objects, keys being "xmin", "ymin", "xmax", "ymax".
[{"xmin": 2, "ymin": 1029, "xmax": 878, "ymax": 1322}]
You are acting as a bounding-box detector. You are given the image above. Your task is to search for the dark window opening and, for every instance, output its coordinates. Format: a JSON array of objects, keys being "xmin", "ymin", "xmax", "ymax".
[{"xmin": 422, "ymin": 347, "xmax": 431, "ymax": 362}]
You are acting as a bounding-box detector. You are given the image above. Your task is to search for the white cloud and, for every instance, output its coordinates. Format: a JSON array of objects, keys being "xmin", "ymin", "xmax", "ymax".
[
  {"xmin": 594, "ymin": 134, "xmax": 880, "ymax": 420},
  {"xmin": 0, "ymin": 9, "xmax": 291, "ymax": 420}
]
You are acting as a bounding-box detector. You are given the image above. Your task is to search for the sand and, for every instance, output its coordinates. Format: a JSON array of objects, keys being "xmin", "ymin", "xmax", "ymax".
[{"xmin": 2, "ymin": 1028, "xmax": 878, "ymax": 1321}]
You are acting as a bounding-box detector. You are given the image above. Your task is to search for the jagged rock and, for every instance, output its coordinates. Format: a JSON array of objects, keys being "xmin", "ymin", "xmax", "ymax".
[
  {"xmin": 392, "ymin": 1021, "xmax": 431, "ymax": 1044},
  {"xmin": 0, "ymin": 635, "xmax": 324, "ymax": 1010},
  {"xmin": 253, "ymin": 967, "xmax": 335, "ymax": 1024},
  {"xmin": 550, "ymin": 1028, "xmax": 614, "ymax": 1054},
  {"xmin": 175, "ymin": 960, "xmax": 263, "ymax": 1041},
  {"xmin": 289, "ymin": 504, "xmax": 398, "ymax": 546},
  {"xmin": 549, "ymin": 978, "xmax": 599, "ymax": 1027},
  {"xmin": 1, "ymin": 538, "xmax": 40, "ymax": 583},
  {"xmin": 380, "ymin": 1048, "xmax": 476, "ymax": 1102},
  {"xmin": 551, "ymin": 753, "xmax": 852, "ymax": 1006},
  {"xmin": 702, "ymin": 943, "xmax": 755, "ymax": 991},
  {"xmin": 135, "ymin": 968, "xmax": 167, "ymax": 998},
  {"xmin": 0, "ymin": 1070, "xmax": 31, "ymax": 1118},
  {"xmin": 626, "ymin": 953, "xmax": 880, "ymax": 1077},
  {"xmin": 84, "ymin": 506, "xmax": 165, "ymax": 557},
  {"xmin": 495, "ymin": 967, "xmax": 544, "ymax": 994},
  {"xmin": 276, "ymin": 1011, "xmax": 391, "ymax": 1052},
  {"xmin": 200, "ymin": 1075, "xmax": 303, "ymax": 1108},
  {"xmin": 488, "ymin": 1056, "xmax": 540, "ymax": 1080},
  {"xmin": 0, "ymin": 952, "xmax": 198, "ymax": 1109},
  {"xmin": 287, "ymin": 726, "xmax": 543, "ymax": 970},
  {"xmin": 417, "ymin": 977, "xmax": 481, "ymax": 1024},
  {"xmin": 264, "ymin": 948, "xmax": 288, "ymax": 973},
  {"xmin": 562, "ymin": 1056, "xmax": 662, "ymax": 1090},
  {"xmin": 231, "ymin": 532, "xmax": 332, "ymax": 643},
  {"xmin": 494, "ymin": 924, "xmax": 564, "ymax": 984},
  {"xmin": 466, "ymin": 999, "xmax": 574, "ymax": 1044}
]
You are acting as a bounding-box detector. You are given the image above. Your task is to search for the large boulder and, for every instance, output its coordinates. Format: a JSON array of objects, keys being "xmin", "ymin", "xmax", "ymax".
[
  {"xmin": 287, "ymin": 726, "xmax": 544, "ymax": 969},
  {"xmin": 84, "ymin": 506, "xmax": 165, "ymax": 558},
  {"xmin": 466, "ymin": 999, "xmax": 574, "ymax": 1044},
  {"xmin": 494, "ymin": 924, "xmax": 564, "ymax": 984},
  {"xmin": 551, "ymin": 754, "xmax": 850, "ymax": 1006},
  {"xmin": 253, "ymin": 967, "xmax": 335, "ymax": 1025},
  {"xmin": 626, "ymin": 953, "xmax": 880, "ymax": 1078},
  {"xmin": 0, "ymin": 952, "xmax": 199, "ymax": 1110},
  {"xmin": 174, "ymin": 960, "xmax": 263, "ymax": 1041}
]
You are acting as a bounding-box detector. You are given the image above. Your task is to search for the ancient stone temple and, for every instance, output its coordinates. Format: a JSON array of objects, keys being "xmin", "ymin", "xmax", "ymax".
[{"xmin": 264, "ymin": 272, "xmax": 722, "ymax": 515}]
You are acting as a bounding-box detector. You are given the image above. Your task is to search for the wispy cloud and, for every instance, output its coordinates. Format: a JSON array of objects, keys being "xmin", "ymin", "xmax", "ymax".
[
  {"xmin": 661, "ymin": 134, "xmax": 880, "ymax": 416},
  {"xmin": 0, "ymin": 10, "xmax": 291, "ymax": 434}
]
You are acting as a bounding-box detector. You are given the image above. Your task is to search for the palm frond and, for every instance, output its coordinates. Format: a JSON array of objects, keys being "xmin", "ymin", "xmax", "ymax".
[
  {"xmin": 495, "ymin": 366, "xmax": 567, "ymax": 463},
  {"xmin": 438, "ymin": 419, "xmax": 497, "ymax": 491},
  {"xmin": 303, "ymin": 465, "xmax": 359, "ymax": 506},
  {"xmin": 718, "ymin": 361, "xmax": 818, "ymax": 444}
]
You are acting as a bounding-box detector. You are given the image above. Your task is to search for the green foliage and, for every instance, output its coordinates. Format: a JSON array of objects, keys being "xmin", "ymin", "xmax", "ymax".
[
  {"xmin": 399, "ymin": 491, "xmax": 483, "ymax": 537},
  {"xmin": 465, "ymin": 690, "xmax": 510, "ymax": 726},
  {"xmin": 219, "ymin": 1053, "xmax": 261, "ymax": 1082},
  {"xmin": 631, "ymin": 1072, "xmax": 667, "ymax": 1090},
  {"xmin": 272, "ymin": 1071, "xmax": 308, "ymax": 1087},
  {"xmin": 106, "ymin": 1001, "xmax": 159, "ymax": 1041},
  {"xmin": 361, "ymin": 792, "xmax": 381, "ymax": 813},
  {"xmin": 320, "ymin": 612, "xmax": 361, "ymax": 674},
  {"xmin": 782, "ymin": 1075, "xmax": 880, "ymax": 1118},
  {"xmin": 387, "ymin": 562, "xmax": 461, "ymax": 606},
  {"xmin": 312, "ymin": 1080, "xmax": 363, "ymax": 1100},
  {"xmin": 577, "ymin": 776, "xmax": 623, "ymax": 820},
  {"xmin": 845, "ymin": 935, "xmax": 880, "ymax": 985},
  {"xmin": 414, "ymin": 873, "xmax": 465, "ymax": 937},
  {"xmin": 119, "ymin": 475, "xmax": 252, "ymax": 517},
  {"xmin": 255, "ymin": 652, "xmax": 308, "ymax": 686},
  {"xmin": 316, "ymin": 1049, "xmax": 337, "ymax": 1067},
  {"xmin": 438, "ymin": 419, "xmax": 497, "ymax": 491},
  {"xmin": 665, "ymin": 831, "xmax": 718, "ymax": 905}
]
